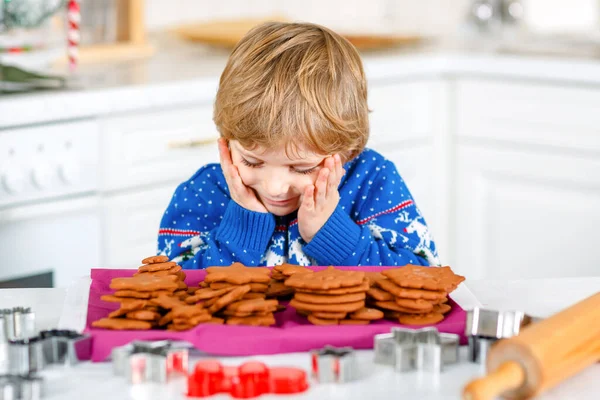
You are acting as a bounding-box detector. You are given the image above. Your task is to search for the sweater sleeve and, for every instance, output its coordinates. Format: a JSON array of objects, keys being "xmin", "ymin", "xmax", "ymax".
[
  {"xmin": 303, "ymin": 160, "xmax": 440, "ymax": 267},
  {"xmin": 156, "ymin": 176, "xmax": 275, "ymax": 269}
]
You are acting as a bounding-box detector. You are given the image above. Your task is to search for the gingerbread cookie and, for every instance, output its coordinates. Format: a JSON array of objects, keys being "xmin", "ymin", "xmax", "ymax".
[
  {"xmin": 273, "ymin": 264, "xmax": 312, "ymax": 276},
  {"xmin": 364, "ymin": 271, "xmax": 386, "ymax": 286},
  {"xmin": 207, "ymin": 284, "xmax": 251, "ymax": 313},
  {"xmin": 294, "ymin": 292, "xmax": 366, "ymax": 304},
  {"xmin": 241, "ymin": 292, "xmax": 266, "ymax": 300},
  {"xmin": 394, "ymin": 297, "xmax": 434, "ymax": 312},
  {"xmin": 134, "ymin": 265, "xmax": 182, "ymax": 277},
  {"xmin": 349, "ymin": 307, "xmax": 384, "ymax": 320},
  {"xmin": 366, "ymin": 287, "xmax": 393, "ymax": 301},
  {"xmin": 225, "ymin": 314, "xmax": 275, "ymax": 326},
  {"xmin": 92, "ymin": 318, "xmax": 153, "ymax": 330},
  {"xmin": 110, "ymin": 275, "xmax": 178, "ymax": 292},
  {"xmin": 398, "ymin": 312, "xmax": 444, "ymax": 326},
  {"xmin": 378, "ymin": 279, "xmax": 447, "ymax": 301},
  {"xmin": 284, "ymin": 267, "xmax": 365, "ymax": 290},
  {"xmin": 138, "ymin": 261, "xmax": 178, "ymax": 273},
  {"xmin": 141, "ymin": 255, "xmax": 169, "ymax": 264},
  {"xmin": 205, "ymin": 263, "xmax": 271, "ymax": 284},
  {"xmin": 289, "ymin": 298, "xmax": 365, "ymax": 313},
  {"xmin": 149, "ymin": 294, "xmax": 186, "ymax": 310},
  {"xmin": 312, "ymin": 311, "xmax": 347, "ymax": 319},
  {"xmin": 265, "ymin": 281, "xmax": 294, "ymax": 298},
  {"xmin": 111, "ymin": 291, "xmax": 151, "ymax": 299},
  {"xmin": 374, "ymin": 301, "xmax": 427, "ymax": 314},
  {"xmin": 295, "ymin": 279, "xmax": 369, "ymax": 295},
  {"xmin": 382, "ymin": 265, "xmax": 465, "ymax": 292},
  {"xmin": 125, "ymin": 310, "xmax": 161, "ymax": 321},
  {"xmin": 209, "ymin": 282, "xmax": 268, "ymax": 292},
  {"xmin": 432, "ymin": 303, "xmax": 452, "ymax": 314},
  {"xmin": 225, "ymin": 298, "xmax": 278, "ymax": 314}
]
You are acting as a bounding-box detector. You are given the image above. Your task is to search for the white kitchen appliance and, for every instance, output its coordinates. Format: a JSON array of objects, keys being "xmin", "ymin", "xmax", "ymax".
[{"xmin": 0, "ymin": 119, "xmax": 101, "ymax": 288}]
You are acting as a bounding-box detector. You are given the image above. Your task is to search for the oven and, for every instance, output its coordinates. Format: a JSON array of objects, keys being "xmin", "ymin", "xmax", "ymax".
[{"xmin": 0, "ymin": 119, "xmax": 101, "ymax": 288}]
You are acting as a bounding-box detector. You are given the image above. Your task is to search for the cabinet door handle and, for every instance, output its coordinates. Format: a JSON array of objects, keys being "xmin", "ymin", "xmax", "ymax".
[{"xmin": 168, "ymin": 136, "xmax": 219, "ymax": 149}]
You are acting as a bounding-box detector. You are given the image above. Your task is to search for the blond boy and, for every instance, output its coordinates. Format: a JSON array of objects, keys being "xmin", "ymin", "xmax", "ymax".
[{"xmin": 158, "ymin": 22, "xmax": 438, "ymax": 268}]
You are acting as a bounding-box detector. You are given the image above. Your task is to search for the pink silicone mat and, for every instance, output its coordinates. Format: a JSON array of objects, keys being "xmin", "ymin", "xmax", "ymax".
[{"xmin": 86, "ymin": 267, "xmax": 467, "ymax": 362}]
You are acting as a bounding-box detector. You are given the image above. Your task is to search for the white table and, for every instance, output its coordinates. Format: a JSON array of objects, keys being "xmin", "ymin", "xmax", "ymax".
[{"xmin": 1, "ymin": 277, "xmax": 599, "ymax": 400}]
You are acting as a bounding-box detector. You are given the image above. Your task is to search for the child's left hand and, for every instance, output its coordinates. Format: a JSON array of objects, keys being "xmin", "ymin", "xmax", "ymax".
[{"xmin": 298, "ymin": 154, "xmax": 345, "ymax": 243}]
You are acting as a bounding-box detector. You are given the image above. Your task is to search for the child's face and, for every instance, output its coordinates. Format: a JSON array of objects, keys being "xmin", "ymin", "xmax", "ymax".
[{"xmin": 229, "ymin": 140, "xmax": 326, "ymax": 216}]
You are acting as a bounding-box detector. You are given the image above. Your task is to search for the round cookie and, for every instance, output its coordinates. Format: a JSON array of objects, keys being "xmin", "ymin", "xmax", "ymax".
[
  {"xmin": 289, "ymin": 298, "xmax": 365, "ymax": 313},
  {"xmin": 398, "ymin": 312, "xmax": 444, "ymax": 326},
  {"xmin": 294, "ymin": 291, "xmax": 366, "ymax": 304},
  {"xmin": 394, "ymin": 297, "xmax": 434, "ymax": 312},
  {"xmin": 349, "ymin": 307, "xmax": 384, "ymax": 320}
]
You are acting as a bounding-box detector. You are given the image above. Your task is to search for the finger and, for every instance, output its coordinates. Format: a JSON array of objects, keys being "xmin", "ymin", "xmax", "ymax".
[
  {"xmin": 335, "ymin": 154, "xmax": 345, "ymax": 183},
  {"xmin": 229, "ymin": 164, "xmax": 246, "ymax": 192},
  {"xmin": 315, "ymin": 168, "xmax": 329, "ymax": 205},
  {"xmin": 302, "ymin": 185, "xmax": 315, "ymax": 211},
  {"xmin": 327, "ymin": 157, "xmax": 338, "ymax": 194}
]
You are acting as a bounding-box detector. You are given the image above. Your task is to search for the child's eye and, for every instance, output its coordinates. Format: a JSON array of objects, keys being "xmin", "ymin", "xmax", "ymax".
[
  {"xmin": 294, "ymin": 166, "xmax": 318, "ymax": 175},
  {"xmin": 241, "ymin": 158, "xmax": 262, "ymax": 168}
]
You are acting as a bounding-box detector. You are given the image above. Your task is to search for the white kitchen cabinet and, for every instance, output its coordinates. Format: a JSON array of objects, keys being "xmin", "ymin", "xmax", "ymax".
[
  {"xmin": 454, "ymin": 145, "xmax": 600, "ymax": 280},
  {"xmin": 455, "ymin": 79, "xmax": 600, "ymax": 152},
  {"xmin": 368, "ymin": 80, "xmax": 448, "ymax": 260},
  {"xmin": 101, "ymin": 184, "xmax": 180, "ymax": 269},
  {"xmin": 100, "ymin": 104, "xmax": 220, "ymax": 192}
]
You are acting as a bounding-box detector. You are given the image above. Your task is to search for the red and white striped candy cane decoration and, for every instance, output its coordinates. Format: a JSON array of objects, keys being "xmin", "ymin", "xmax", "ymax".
[{"xmin": 67, "ymin": 0, "xmax": 80, "ymax": 72}]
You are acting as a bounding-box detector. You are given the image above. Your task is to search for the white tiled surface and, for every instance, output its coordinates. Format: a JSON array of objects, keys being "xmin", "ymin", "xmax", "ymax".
[{"xmin": 0, "ymin": 277, "xmax": 598, "ymax": 399}]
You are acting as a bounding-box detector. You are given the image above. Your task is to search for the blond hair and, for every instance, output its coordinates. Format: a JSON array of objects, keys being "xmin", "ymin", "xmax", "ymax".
[{"xmin": 213, "ymin": 21, "xmax": 369, "ymax": 161}]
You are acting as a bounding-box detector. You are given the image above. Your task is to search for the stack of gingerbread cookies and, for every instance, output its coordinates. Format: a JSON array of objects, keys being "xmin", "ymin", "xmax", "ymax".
[
  {"xmin": 93, "ymin": 255, "xmax": 208, "ymax": 330},
  {"xmin": 185, "ymin": 262, "xmax": 279, "ymax": 326},
  {"xmin": 366, "ymin": 265, "xmax": 464, "ymax": 325},
  {"xmin": 265, "ymin": 264, "xmax": 311, "ymax": 298},
  {"xmin": 286, "ymin": 267, "xmax": 384, "ymax": 325}
]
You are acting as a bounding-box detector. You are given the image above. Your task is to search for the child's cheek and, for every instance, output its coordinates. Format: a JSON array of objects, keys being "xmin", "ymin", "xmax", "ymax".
[{"xmin": 236, "ymin": 166, "xmax": 258, "ymax": 186}]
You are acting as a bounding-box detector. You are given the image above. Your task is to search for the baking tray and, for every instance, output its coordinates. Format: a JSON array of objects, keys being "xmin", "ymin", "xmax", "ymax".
[{"xmin": 85, "ymin": 267, "xmax": 466, "ymax": 362}]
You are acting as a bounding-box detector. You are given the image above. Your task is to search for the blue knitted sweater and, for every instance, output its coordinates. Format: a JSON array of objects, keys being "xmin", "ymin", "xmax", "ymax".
[{"xmin": 157, "ymin": 148, "xmax": 439, "ymax": 269}]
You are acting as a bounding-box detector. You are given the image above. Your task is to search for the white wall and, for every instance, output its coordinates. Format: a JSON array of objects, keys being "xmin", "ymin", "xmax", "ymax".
[
  {"xmin": 145, "ymin": 0, "xmax": 472, "ymax": 37},
  {"xmin": 145, "ymin": 0, "xmax": 600, "ymax": 37}
]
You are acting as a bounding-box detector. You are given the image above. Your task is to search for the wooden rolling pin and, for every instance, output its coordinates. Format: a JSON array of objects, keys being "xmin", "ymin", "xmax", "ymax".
[{"xmin": 463, "ymin": 292, "xmax": 600, "ymax": 400}]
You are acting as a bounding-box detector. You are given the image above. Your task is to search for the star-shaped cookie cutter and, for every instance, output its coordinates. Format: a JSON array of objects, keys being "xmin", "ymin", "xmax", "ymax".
[
  {"xmin": 374, "ymin": 327, "xmax": 459, "ymax": 373},
  {"xmin": 111, "ymin": 340, "xmax": 189, "ymax": 384},
  {"xmin": 310, "ymin": 345, "xmax": 358, "ymax": 383}
]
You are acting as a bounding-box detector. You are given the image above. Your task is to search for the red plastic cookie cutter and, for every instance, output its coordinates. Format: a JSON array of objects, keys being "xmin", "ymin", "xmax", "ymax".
[{"xmin": 188, "ymin": 360, "xmax": 309, "ymax": 398}]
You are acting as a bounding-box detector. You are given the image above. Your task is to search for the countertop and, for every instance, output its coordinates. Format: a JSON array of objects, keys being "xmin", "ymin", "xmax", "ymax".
[
  {"xmin": 1, "ymin": 276, "xmax": 598, "ymax": 400},
  {"xmin": 2, "ymin": 34, "xmax": 600, "ymax": 129}
]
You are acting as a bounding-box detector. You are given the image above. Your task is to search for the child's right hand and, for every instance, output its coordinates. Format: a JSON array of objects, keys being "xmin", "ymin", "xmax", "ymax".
[{"xmin": 218, "ymin": 138, "xmax": 269, "ymax": 213}]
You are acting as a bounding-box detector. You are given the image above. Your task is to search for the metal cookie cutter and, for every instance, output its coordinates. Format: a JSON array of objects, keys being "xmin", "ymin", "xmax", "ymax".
[
  {"xmin": 374, "ymin": 327, "xmax": 459, "ymax": 373},
  {"xmin": 8, "ymin": 338, "xmax": 45, "ymax": 376},
  {"xmin": 310, "ymin": 345, "xmax": 358, "ymax": 383},
  {"xmin": 38, "ymin": 330, "xmax": 92, "ymax": 366},
  {"xmin": 0, "ymin": 308, "xmax": 35, "ymax": 342},
  {"xmin": 111, "ymin": 340, "xmax": 189, "ymax": 384},
  {"xmin": 0, "ymin": 375, "xmax": 44, "ymax": 400},
  {"xmin": 465, "ymin": 308, "xmax": 540, "ymax": 364}
]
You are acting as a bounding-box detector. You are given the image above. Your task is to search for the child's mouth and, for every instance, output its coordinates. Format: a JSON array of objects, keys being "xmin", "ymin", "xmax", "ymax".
[{"xmin": 263, "ymin": 197, "xmax": 295, "ymax": 206}]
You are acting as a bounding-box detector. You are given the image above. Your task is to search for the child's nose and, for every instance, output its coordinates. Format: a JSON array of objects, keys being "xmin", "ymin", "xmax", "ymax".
[{"xmin": 263, "ymin": 176, "xmax": 290, "ymax": 197}]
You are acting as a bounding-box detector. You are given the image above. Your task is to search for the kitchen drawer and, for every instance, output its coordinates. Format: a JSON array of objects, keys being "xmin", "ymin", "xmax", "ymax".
[
  {"xmin": 101, "ymin": 184, "xmax": 177, "ymax": 268},
  {"xmin": 368, "ymin": 80, "xmax": 434, "ymax": 146},
  {"xmin": 456, "ymin": 79, "xmax": 600, "ymax": 152},
  {"xmin": 100, "ymin": 104, "xmax": 220, "ymax": 191}
]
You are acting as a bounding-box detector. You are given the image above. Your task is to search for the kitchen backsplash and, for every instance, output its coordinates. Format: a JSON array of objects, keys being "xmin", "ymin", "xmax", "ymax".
[{"xmin": 145, "ymin": 0, "xmax": 472, "ymax": 36}]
